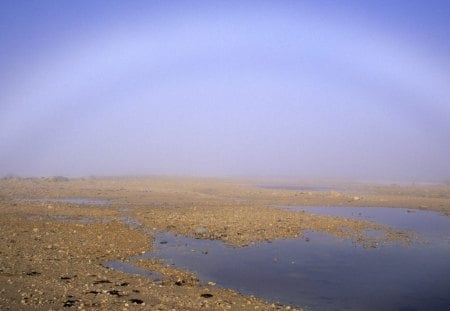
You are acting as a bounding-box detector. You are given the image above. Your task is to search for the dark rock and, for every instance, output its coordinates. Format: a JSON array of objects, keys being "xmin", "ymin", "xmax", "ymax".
[
  {"xmin": 93, "ymin": 279, "xmax": 111, "ymax": 285},
  {"xmin": 129, "ymin": 299, "xmax": 144, "ymax": 304},
  {"xmin": 63, "ymin": 299, "xmax": 77, "ymax": 307},
  {"xmin": 200, "ymin": 293, "xmax": 213, "ymax": 298},
  {"xmin": 108, "ymin": 290, "xmax": 122, "ymax": 296}
]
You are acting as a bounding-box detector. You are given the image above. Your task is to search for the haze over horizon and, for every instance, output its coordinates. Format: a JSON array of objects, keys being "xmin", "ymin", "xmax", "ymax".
[{"xmin": 1, "ymin": 1, "xmax": 449, "ymax": 183}]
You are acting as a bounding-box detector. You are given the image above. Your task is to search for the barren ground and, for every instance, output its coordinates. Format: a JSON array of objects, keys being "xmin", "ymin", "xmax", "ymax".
[{"xmin": 0, "ymin": 177, "xmax": 449, "ymax": 310}]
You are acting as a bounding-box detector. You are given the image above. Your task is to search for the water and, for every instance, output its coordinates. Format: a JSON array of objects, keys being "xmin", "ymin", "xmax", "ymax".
[
  {"xmin": 26, "ymin": 215, "xmax": 111, "ymax": 223},
  {"xmin": 280, "ymin": 206, "xmax": 450, "ymax": 241},
  {"xmin": 19, "ymin": 194, "xmax": 450, "ymax": 309},
  {"xmin": 256, "ymin": 184, "xmax": 373, "ymax": 194},
  {"xmin": 138, "ymin": 207, "xmax": 450, "ymax": 311},
  {"xmin": 103, "ymin": 260, "xmax": 162, "ymax": 281},
  {"xmin": 257, "ymin": 185, "xmax": 335, "ymax": 192},
  {"xmin": 21, "ymin": 198, "xmax": 110, "ymax": 205}
]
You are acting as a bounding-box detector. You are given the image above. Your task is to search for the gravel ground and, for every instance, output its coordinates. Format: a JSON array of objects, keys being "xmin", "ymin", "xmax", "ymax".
[{"xmin": 0, "ymin": 177, "xmax": 449, "ymax": 310}]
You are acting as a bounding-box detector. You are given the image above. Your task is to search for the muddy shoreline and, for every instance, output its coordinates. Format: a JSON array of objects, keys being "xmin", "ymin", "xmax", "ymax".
[{"xmin": 1, "ymin": 177, "xmax": 449, "ymax": 310}]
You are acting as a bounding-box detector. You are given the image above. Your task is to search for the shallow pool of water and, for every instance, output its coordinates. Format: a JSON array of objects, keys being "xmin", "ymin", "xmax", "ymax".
[
  {"xmin": 280, "ymin": 206, "xmax": 450, "ymax": 242},
  {"xmin": 257, "ymin": 185, "xmax": 336, "ymax": 192},
  {"xmin": 256, "ymin": 185, "xmax": 374, "ymax": 196},
  {"xmin": 103, "ymin": 260, "xmax": 162, "ymax": 281},
  {"xmin": 22, "ymin": 198, "xmax": 110, "ymax": 205},
  {"xmin": 105, "ymin": 207, "xmax": 450, "ymax": 311},
  {"xmin": 142, "ymin": 207, "xmax": 450, "ymax": 311},
  {"xmin": 26, "ymin": 215, "xmax": 111, "ymax": 223}
]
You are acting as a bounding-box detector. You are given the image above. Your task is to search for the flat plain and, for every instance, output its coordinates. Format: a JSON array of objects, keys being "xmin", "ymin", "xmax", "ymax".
[{"xmin": 0, "ymin": 177, "xmax": 449, "ymax": 310}]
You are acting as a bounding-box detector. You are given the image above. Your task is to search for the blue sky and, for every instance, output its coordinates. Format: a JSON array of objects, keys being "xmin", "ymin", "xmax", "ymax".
[{"xmin": 1, "ymin": 1, "xmax": 449, "ymax": 182}]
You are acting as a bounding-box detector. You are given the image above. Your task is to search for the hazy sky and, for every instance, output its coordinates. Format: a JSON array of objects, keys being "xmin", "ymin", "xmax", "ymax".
[{"xmin": 1, "ymin": 1, "xmax": 449, "ymax": 182}]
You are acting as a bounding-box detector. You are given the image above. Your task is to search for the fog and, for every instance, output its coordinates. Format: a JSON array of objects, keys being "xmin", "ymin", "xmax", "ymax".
[{"xmin": 1, "ymin": 1, "xmax": 449, "ymax": 183}]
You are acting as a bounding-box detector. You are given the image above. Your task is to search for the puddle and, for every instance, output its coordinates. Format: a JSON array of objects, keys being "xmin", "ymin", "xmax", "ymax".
[
  {"xmin": 118, "ymin": 207, "xmax": 133, "ymax": 212},
  {"xmin": 26, "ymin": 215, "xmax": 111, "ymax": 223},
  {"xmin": 256, "ymin": 185, "xmax": 373, "ymax": 194},
  {"xmin": 257, "ymin": 185, "xmax": 336, "ymax": 192},
  {"xmin": 21, "ymin": 198, "xmax": 110, "ymax": 205},
  {"xmin": 103, "ymin": 260, "xmax": 162, "ymax": 281},
  {"xmin": 117, "ymin": 216, "xmax": 144, "ymax": 229},
  {"xmin": 26, "ymin": 214, "xmax": 144, "ymax": 228},
  {"xmin": 280, "ymin": 206, "xmax": 450, "ymax": 241},
  {"xmin": 116, "ymin": 216, "xmax": 154, "ymax": 235},
  {"xmin": 142, "ymin": 228, "xmax": 450, "ymax": 311},
  {"xmin": 105, "ymin": 207, "xmax": 450, "ymax": 311}
]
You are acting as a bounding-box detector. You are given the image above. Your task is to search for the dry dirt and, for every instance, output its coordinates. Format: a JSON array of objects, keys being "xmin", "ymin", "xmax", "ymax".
[{"xmin": 0, "ymin": 176, "xmax": 449, "ymax": 310}]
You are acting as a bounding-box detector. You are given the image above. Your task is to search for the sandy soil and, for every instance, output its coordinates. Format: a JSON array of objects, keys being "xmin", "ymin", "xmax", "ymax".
[{"xmin": 0, "ymin": 176, "xmax": 449, "ymax": 310}]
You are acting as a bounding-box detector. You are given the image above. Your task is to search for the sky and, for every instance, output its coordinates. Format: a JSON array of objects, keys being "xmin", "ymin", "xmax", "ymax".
[{"xmin": 1, "ymin": 1, "xmax": 449, "ymax": 182}]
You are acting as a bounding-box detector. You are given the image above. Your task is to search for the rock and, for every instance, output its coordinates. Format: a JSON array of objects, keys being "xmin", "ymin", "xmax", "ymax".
[
  {"xmin": 129, "ymin": 299, "xmax": 144, "ymax": 304},
  {"xmin": 200, "ymin": 293, "xmax": 213, "ymax": 298}
]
